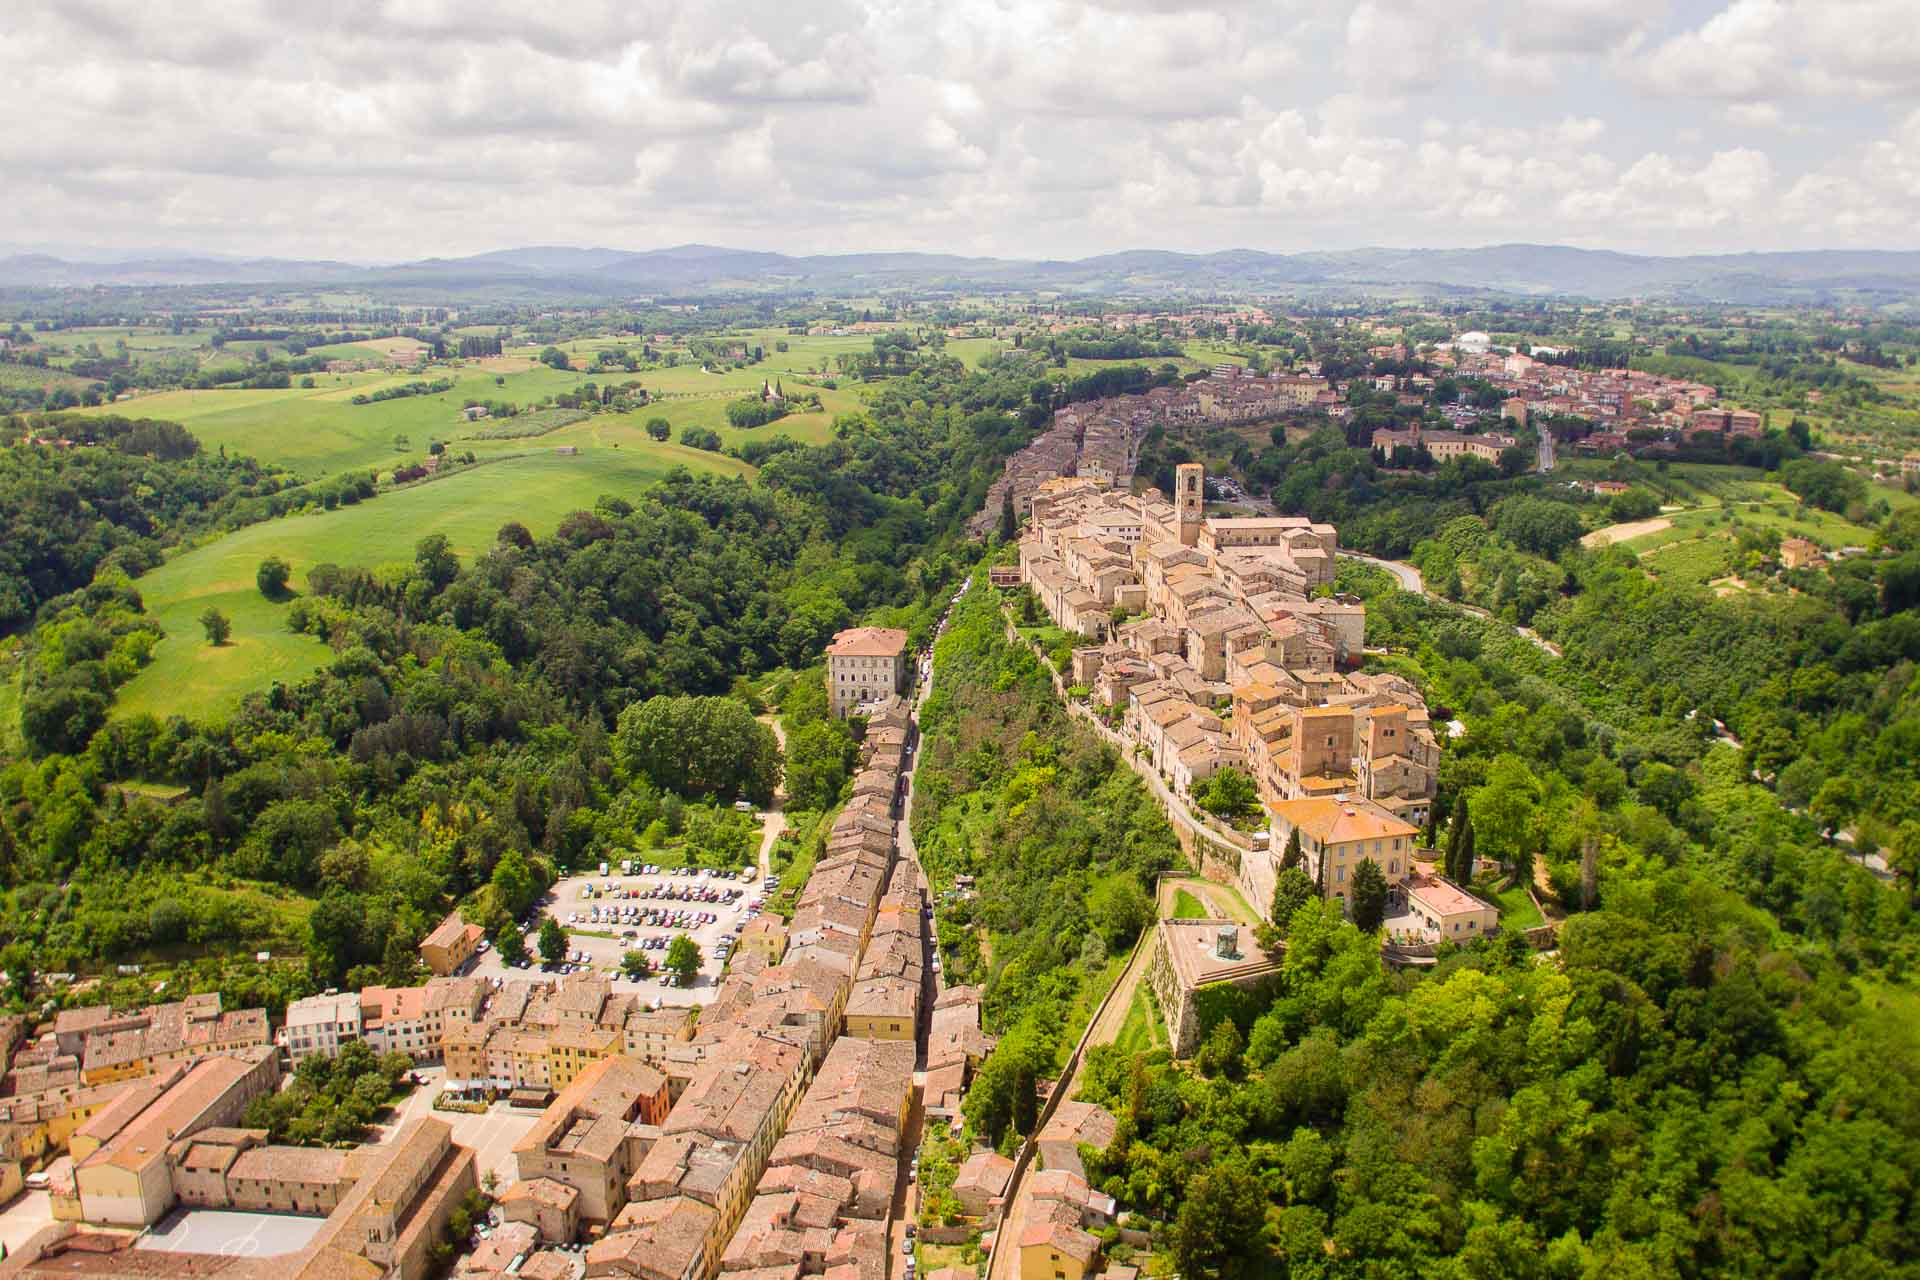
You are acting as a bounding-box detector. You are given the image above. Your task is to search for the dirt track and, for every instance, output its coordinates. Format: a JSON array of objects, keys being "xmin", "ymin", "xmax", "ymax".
[{"xmin": 1581, "ymin": 517, "xmax": 1670, "ymax": 548}]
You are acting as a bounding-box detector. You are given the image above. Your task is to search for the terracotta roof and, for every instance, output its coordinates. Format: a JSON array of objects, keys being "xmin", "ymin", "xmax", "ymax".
[
  {"xmin": 826, "ymin": 627, "xmax": 909, "ymax": 658},
  {"xmin": 1267, "ymin": 795, "xmax": 1419, "ymax": 844}
]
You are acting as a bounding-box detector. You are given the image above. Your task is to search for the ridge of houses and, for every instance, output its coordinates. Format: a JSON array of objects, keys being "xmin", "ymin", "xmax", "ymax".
[
  {"xmin": 969, "ymin": 365, "xmax": 1333, "ymax": 538},
  {"xmin": 1010, "ymin": 462, "xmax": 1497, "ymax": 953}
]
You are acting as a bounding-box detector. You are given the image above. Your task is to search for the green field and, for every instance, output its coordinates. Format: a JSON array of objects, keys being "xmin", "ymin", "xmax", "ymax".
[
  {"xmin": 115, "ymin": 444, "xmax": 751, "ymax": 721},
  {"xmin": 0, "ymin": 362, "xmax": 93, "ymax": 391},
  {"xmin": 87, "ymin": 364, "xmax": 600, "ymax": 480},
  {"xmin": 85, "ymin": 350, "xmax": 866, "ymax": 479},
  {"xmin": 1170, "ymin": 889, "xmax": 1209, "ymax": 919}
]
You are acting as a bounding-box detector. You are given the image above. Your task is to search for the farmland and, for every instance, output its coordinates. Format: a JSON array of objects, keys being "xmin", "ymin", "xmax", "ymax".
[
  {"xmin": 82, "ymin": 363, "xmax": 601, "ymax": 479},
  {"xmin": 114, "ymin": 443, "xmax": 751, "ymax": 720}
]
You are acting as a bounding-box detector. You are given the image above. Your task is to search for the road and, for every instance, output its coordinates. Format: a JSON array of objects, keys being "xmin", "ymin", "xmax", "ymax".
[
  {"xmin": 1337, "ymin": 550, "xmax": 1562, "ymax": 658},
  {"xmin": 756, "ymin": 715, "xmax": 787, "ymax": 881},
  {"xmin": 887, "ymin": 578, "xmax": 963, "ymax": 1279}
]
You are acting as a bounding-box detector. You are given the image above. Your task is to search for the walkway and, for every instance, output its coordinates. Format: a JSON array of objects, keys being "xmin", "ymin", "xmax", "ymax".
[
  {"xmin": 988, "ymin": 873, "xmax": 1239, "ymax": 1280},
  {"xmin": 755, "ymin": 715, "xmax": 788, "ymax": 879}
]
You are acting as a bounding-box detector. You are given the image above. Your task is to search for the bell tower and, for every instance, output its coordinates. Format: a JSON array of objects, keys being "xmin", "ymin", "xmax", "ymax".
[{"xmin": 1176, "ymin": 462, "xmax": 1205, "ymax": 547}]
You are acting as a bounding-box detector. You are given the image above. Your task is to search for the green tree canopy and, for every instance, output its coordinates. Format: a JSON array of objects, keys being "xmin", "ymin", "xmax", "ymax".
[{"xmin": 615, "ymin": 694, "xmax": 781, "ymax": 804}]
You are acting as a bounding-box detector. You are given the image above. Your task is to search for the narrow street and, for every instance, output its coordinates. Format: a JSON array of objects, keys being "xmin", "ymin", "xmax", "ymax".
[{"xmin": 886, "ymin": 577, "xmax": 965, "ymax": 1278}]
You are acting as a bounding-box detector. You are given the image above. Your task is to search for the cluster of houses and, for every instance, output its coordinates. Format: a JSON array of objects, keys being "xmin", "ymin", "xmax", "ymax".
[
  {"xmin": 1431, "ymin": 346, "xmax": 1756, "ymax": 454},
  {"xmin": 1010, "ymin": 462, "xmax": 1498, "ymax": 950},
  {"xmin": 0, "ymin": 684, "xmax": 1004, "ymax": 1280},
  {"xmin": 478, "ymin": 692, "xmax": 986, "ymax": 1280},
  {"xmin": 0, "ymin": 1036, "xmax": 481, "ymax": 1280},
  {"xmin": 968, "ymin": 365, "xmax": 1332, "ymax": 538}
]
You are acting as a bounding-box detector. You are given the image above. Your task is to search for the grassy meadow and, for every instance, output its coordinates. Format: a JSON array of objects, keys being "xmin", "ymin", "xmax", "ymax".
[
  {"xmin": 85, "ymin": 363, "xmax": 600, "ymax": 480},
  {"xmin": 116, "ymin": 443, "xmax": 751, "ymax": 721}
]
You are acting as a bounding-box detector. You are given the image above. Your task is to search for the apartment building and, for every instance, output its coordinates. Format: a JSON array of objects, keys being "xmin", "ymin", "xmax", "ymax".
[
  {"xmin": 292, "ymin": 1117, "xmax": 478, "ymax": 1280},
  {"xmin": 284, "ymin": 991, "xmax": 364, "ymax": 1064},
  {"xmin": 825, "ymin": 626, "xmax": 910, "ymax": 718},
  {"xmin": 362, "ymin": 977, "xmax": 487, "ymax": 1062},
  {"xmin": 68, "ymin": 1049, "xmax": 281, "ymax": 1226},
  {"xmin": 625, "ymin": 1028, "xmax": 810, "ymax": 1271},
  {"xmin": 513, "ymin": 1054, "xmax": 672, "ymax": 1226},
  {"xmin": 420, "ymin": 909, "xmax": 485, "ymax": 975},
  {"xmin": 1262, "ymin": 795, "xmax": 1421, "ymax": 911},
  {"xmin": 54, "ymin": 995, "xmax": 270, "ymax": 1088}
]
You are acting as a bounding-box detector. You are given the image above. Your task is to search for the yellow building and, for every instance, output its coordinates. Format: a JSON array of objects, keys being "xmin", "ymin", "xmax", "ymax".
[
  {"xmin": 1020, "ymin": 1218, "xmax": 1101, "ymax": 1280},
  {"xmin": 419, "ymin": 910, "xmax": 484, "ymax": 976},
  {"xmin": 1268, "ymin": 795, "xmax": 1420, "ymax": 908}
]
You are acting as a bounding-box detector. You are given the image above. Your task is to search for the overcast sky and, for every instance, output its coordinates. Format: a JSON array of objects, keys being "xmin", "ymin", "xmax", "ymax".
[{"xmin": 4, "ymin": 0, "xmax": 1917, "ymax": 263}]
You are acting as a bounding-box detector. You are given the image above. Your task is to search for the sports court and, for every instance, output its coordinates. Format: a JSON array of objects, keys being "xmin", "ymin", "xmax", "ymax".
[{"xmin": 136, "ymin": 1208, "xmax": 329, "ymax": 1257}]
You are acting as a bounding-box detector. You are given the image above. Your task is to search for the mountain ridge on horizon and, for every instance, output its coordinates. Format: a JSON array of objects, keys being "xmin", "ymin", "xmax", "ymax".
[{"xmin": 5, "ymin": 240, "xmax": 1920, "ymax": 302}]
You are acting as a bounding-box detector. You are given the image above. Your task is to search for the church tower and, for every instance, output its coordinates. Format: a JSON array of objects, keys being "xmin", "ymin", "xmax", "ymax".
[{"xmin": 1176, "ymin": 462, "xmax": 1205, "ymax": 547}]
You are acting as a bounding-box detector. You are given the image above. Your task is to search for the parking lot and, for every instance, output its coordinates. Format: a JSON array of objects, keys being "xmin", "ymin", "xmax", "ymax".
[{"xmin": 465, "ymin": 864, "xmax": 784, "ymax": 1006}]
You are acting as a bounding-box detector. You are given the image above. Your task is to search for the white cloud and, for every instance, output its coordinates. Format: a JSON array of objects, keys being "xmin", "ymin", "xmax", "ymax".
[{"xmin": 0, "ymin": 0, "xmax": 1909, "ymax": 260}]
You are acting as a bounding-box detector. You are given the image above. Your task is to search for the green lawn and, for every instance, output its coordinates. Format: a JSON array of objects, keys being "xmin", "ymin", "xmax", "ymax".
[
  {"xmin": 1170, "ymin": 889, "xmax": 1209, "ymax": 919},
  {"xmin": 1492, "ymin": 882, "xmax": 1544, "ymax": 931},
  {"xmin": 1113, "ymin": 983, "xmax": 1164, "ymax": 1055},
  {"xmin": 115, "ymin": 444, "xmax": 751, "ymax": 721}
]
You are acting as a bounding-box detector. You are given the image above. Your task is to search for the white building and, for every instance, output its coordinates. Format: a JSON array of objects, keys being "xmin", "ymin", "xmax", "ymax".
[{"xmin": 284, "ymin": 991, "xmax": 363, "ymax": 1063}]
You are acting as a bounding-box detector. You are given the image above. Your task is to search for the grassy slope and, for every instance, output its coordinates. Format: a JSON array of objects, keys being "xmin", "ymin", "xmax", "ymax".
[
  {"xmin": 85, "ymin": 365, "xmax": 597, "ymax": 480},
  {"xmin": 115, "ymin": 444, "xmax": 750, "ymax": 721}
]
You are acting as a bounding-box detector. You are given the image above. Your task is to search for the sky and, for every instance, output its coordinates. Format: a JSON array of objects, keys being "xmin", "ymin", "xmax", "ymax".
[{"xmin": 3, "ymin": 0, "xmax": 1918, "ymax": 263}]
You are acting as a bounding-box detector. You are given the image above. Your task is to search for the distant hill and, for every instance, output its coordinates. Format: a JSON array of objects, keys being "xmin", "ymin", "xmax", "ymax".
[{"xmin": 5, "ymin": 241, "xmax": 1920, "ymax": 302}]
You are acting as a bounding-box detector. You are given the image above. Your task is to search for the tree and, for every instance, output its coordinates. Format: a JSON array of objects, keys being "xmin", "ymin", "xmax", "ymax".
[
  {"xmin": 538, "ymin": 917, "xmax": 568, "ymax": 967},
  {"xmin": 539, "ymin": 346, "xmax": 571, "ymax": 371},
  {"xmin": 615, "ymin": 695, "xmax": 782, "ymax": 804},
  {"xmin": 783, "ymin": 719, "xmax": 855, "ymax": 810},
  {"xmin": 497, "ymin": 521, "xmax": 534, "ymax": 550},
  {"xmin": 489, "ymin": 847, "xmax": 539, "ymax": 917},
  {"xmin": 256, "ymin": 555, "xmax": 292, "ymax": 599},
  {"xmin": 1269, "ymin": 867, "xmax": 1315, "ymax": 937},
  {"xmin": 1196, "ymin": 767, "xmax": 1259, "ymax": 821},
  {"xmin": 1472, "ymin": 754, "xmax": 1542, "ymax": 878},
  {"xmin": 1087, "ymin": 873, "xmax": 1153, "ymax": 948},
  {"xmin": 495, "ymin": 923, "xmax": 526, "ymax": 966},
  {"xmin": 1195, "ymin": 1018, "xmax": 1244, "ymax": 1079},
  {"xmin": 645, "ymin": 417, "xmax": 671, "ymax": 441},
  {"xmin": 622, "ymin": 949, "xmax": 652, "ymax": 979},
  {"xmin": 666, "ymin": 934, "xmax": 701, "ymax": 985},
  {"xmin": 200, "ymin": 607, "xmax": 231, "ymax": 645},
  {"xmin": 998, "ymin": 492, "xmax": 1017, "ymax": 542},
  {"xmin": 1350, "ymin": 857, "xmax": 1388, "ymax": 931},
  {"xmin": 1811, "ymin": 777, "xmax": 1860, "ymax": 844},
  {"xmin": 1171, "ymin": 1161, "xmax": 1270, "ymax": 1279},
  {"xmin": 415, "ymin": 534, "xmax": 458, "ymax": 592},
  {"xmin": 1280, "ymin": 826, "xmax": 1304, "ymax": 872},
  {"xmin": 1889, "ymin": 820, "xmax": 1920, "ymax": 904},
  {"xmin": 1447, "ymin": 808, "xmax": 1477, "ymax": 883}
]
